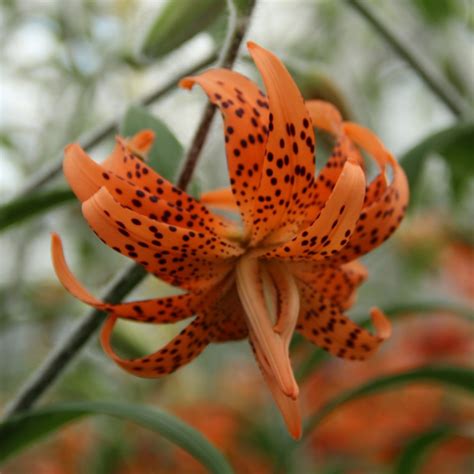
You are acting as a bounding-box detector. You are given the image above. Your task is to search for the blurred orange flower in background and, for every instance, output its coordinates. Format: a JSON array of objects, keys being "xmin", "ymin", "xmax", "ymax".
[{"xmin": 303, "ymin": 313, "xmax": 474, "ymax": 472}]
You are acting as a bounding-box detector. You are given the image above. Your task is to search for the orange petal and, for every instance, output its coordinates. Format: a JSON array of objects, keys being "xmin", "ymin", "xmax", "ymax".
[
  {"xmin": 100, "ymin": 138, "xmax": 232, "ymax": 236},
  {"xmin": 289, "ymin": 260, "xmax": 367, "ymax": 310},
  {"xmin": 129, "ymin": 130, "xmax": 155, "ymax": 155},
  {"xmin": 309, "ymin": 135, "xmax": 363, "ymax": 223},
  {"xmin": 180, "ymin": 69, "xmax": 269, "ymax": 235},
  {"xmin": 264, "ymin": 160, "xmax": 365, "ymax": 261},
  {"xmin": 247, "ymin": 42, "xmax": 317, "ymax": 244},
  {"xmin": 81, "ymin": 187, "xmax": 236, "ymax": 290},
  {"xmin": 305, "ymin": 100, "xmax": 343, "ymax": 135},
  {"xmin": 51, "ymin": 233, "xmax": 214, "ymax": 323},
  {"xmin": 64, "ymin": 144, "xmax": 218, "ymax": 233},
  {"xmin": 296, "ymin": 281, "xmax": 390, "ymax": 360},
  {"xmin": 202, "ymin": 284, "xmax": 249, "ymax": 342},
  {"xmin": 101, "ymin": 315, "xmax": 210, "ymax": 378},
  {"xmin": 336, "ymin": 124, "xmax": 409, "ymax": 263},
  {"xmin": 200, "ymin": 187, "xmax": 239, "ymax": 213},
  {"xmin": 364, "ymin": 172, "xmax": 388, "ymax": 207}
]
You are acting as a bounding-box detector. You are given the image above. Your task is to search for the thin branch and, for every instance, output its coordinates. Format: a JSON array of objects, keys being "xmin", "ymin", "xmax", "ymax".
[
  {"xmin": 3, "ymin": 0, "xmax": 257, "ymax": 419},
  {"xmin": 2, "ymin": 263, "xmax": 147, "ymax": 418},
  {"xmin": 17, "ymin": 51, "xmax": 218, "ymax": 198},
  {"xmin": 347, "ymin": 0, "xmax": 472, "ymax": 118},
  {"xmin": 176, "ymin": 0, "xmax": 254, "ymax": 188}
]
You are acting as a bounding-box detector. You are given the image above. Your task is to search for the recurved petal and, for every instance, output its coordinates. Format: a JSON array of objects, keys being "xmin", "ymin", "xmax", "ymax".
[
  {"xmin": 335, "ymin": 123, "xmax": 409, "ymax": 263},
  {"xmin": 100, "ymin": 315, "xmax": 210, "ymax": 377},
  {"xmin": 81, "ymin": 187, "xmax": 237, "ymax": 290},
  {"xmin": 64, "ymin": 144, "xmax": 216, "ymax": 232},
  {"xmin": 128, "ymin": 129, "xmax": 155, "ymax": 155},
  {"xmin": 202, "ymin": 284, "xmax": 249, "ymax": 342},
  {"xmin": 100, "ymin": 138, "xmax": 231, "ymax": 236},
  {"xmin": 247, "ymin": 42, "xmax": 316, "ymax": 244},
  {"xmin": 180, "ymin": 69, "xmax": 269, "ymax": 235},
  {"xmin": 296, "ymin": 281, "xmax": 391, "ymax": 360},
  {"xmin": 289, "ymin": 260, "xmax": 367, "ymax": 310},
  {"xmin": 200, "ymin": 187, "xmax": 239, "ymax": 213},
  {"xmin": 309, "ymin": 135, "xmax": 363, "ymax": 223},
  {"xmin": 51, "ymin": 233, "xmax": 212, "ymax": 323},
  {"xmin": 305, "ymin": 100, "xmax": 343, "ymax": 135},
  {"xmin": 263, "ymin": 160, "xmax": 365, "ymax": 261}
]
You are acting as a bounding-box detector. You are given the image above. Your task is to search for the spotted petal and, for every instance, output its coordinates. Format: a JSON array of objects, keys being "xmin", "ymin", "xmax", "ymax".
[
  {"xmin": 100, "ymin": 138, "xmax": 232, "ymax": 237},
  {"xmin": 64, "ymin": 144, "xmax": 220, "ymax": 233},
  {"xmin": 296, "ymin": 280, "xmax": 391, "ymax": 360},
  {"xmin": 101, "ymin": 315, "xmax": 210, "ymax": 377},
  {"xmin": 52, "ymin": 233, "xmax": 216, "ymax": 323},
  {"xmin": 335, "ymin": 123, "xmax": 409, "ymax": 263},
  {"xmin": 248, "ymin": 42, "xmax": 316, "ymax": 244},
  {"xmin": 262, "ymin": 160, "xmax": 365, "ymax": 261},
  {"xmin": 81, "ymin": 187, "xmax": 240, "ymax": 290},
  {"xmin": 180, "ymin": 69, "xmax": 269, "ymax": 235},
  {"xmin": 289, "ymin": 260, "xmax": 367, "ymax": 310}
]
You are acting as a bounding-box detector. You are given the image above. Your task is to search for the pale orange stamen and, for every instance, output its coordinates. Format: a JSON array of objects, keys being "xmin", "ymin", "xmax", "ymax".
[
  {"xmin": 265, "ymin": 261, "xmax": 300, "ymax": 342},
  {"xmin": 236, "ymin": 256, "xmax": 299, "ymax": 399},
  {"xmin": 251, "ymin": 333, "xmax": 302, "ymax": 440}
]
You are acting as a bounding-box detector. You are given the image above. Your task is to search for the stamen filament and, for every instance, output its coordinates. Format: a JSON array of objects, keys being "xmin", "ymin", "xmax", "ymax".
[
  {"xmin": 265, "ymin": 261, "xmax": 300, "ymax": 342},
  {"xmin": 236, "ymin": 256, "xmax": 299, "ymax": 398}
]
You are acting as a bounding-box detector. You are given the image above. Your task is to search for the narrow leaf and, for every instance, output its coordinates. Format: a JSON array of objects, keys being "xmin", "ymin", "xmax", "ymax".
[
  {"xmin": 304, "ymin": 366, "xmax": 474, "ymax": 436},
  {"xmin": 0, "ymin": 189, "xmax": 75, "ymax": 232},
  {"xmin": 395, "ymin": 425, "xmax": 468, "ymax": 474},
  {"xmin": 141, "ymin": 0, "xmax": 225, "ymax": 59},
  {"xmin": 400, "ymin": 121, "xmax": 474, "ymax": 204},
  {"xmin": 0, "ymin": 401, "xmax": 234, "ymax": 474},
  {"xmin": 121, "ymin": 106, "xmax": 183, "ymax": 180}
]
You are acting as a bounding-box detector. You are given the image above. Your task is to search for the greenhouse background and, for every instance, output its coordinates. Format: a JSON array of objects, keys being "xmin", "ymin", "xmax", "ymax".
[{"xmin": 0, "ymin": 0, "xmax": 473, "ymax": 472}]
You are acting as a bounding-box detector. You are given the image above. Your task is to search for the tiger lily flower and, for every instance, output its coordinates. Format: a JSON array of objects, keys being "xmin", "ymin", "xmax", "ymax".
[{"xmin": 51, "ymin": 42, "xmax": 408, "ymax": 439}]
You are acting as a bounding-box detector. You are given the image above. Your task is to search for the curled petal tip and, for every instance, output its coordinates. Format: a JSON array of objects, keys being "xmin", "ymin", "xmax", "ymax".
[
  {"xmin": 130, "ymin": 129, "xmax": 155, "ymax": 148},
  {"xmin": 370, "ymin": 307, "xmax": 392, "ymax": 340},
  {"xmin": 289, "ymin": 422, "xmax": 303, "ymax": 441},
  {"xmin": 246, "ymin": 40, "xmax": 258, "ymax": 50},
  {"xmin": 64, "ymin": 143, "xmax": 76, "ymax": 154},
  {"xmin": 178, "ymin": 77, "xmax": 195, "ymax": 90}
]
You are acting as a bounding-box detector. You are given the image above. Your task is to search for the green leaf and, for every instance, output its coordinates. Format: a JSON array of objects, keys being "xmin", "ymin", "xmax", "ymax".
[
  {"xmin": 121, "ymin": 106, "xmax": 183, "ymax": 180},
  {"xmin": 304, "ymin": 366, "xmax": 474, "ymax": 436},
  {"xmin": 400, "ymin": 121, "xmax": 474, "ymax": 205},
  {"xmin": 0, "ymin": 401, "xmax": 234, "ymax": 474},
  {"xmin": 411, "ymin": 0, "xmax": 461, "ymax": 25},
  {"xmin": 394, "ymin": 425, "xmax": 466, "ymax": 474},
  {"xmin": 0, "ymin": 188, "xmax": 75, "ymax": 232},
  {"xmin": 141, "ymin": 0, "xmax": 225, "ymax": 59}
]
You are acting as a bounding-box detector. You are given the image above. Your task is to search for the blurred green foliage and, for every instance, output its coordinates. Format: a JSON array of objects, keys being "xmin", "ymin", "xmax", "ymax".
[{"xmin": 0, "ymin": 401, "xmax": 233, "ymax": 473}]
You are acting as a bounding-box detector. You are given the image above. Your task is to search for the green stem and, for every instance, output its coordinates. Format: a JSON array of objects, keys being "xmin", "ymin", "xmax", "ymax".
[
  {"xmin": 347, "ymin": 0, "xmax": 472, "ymax": 118},
  {"xmin": 2, "ymin": 0, "xmax": 257, "ymax": 420},
  {"xmin": 0, "ymin": 189, "xmax": 74, "ymax": 232}
]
